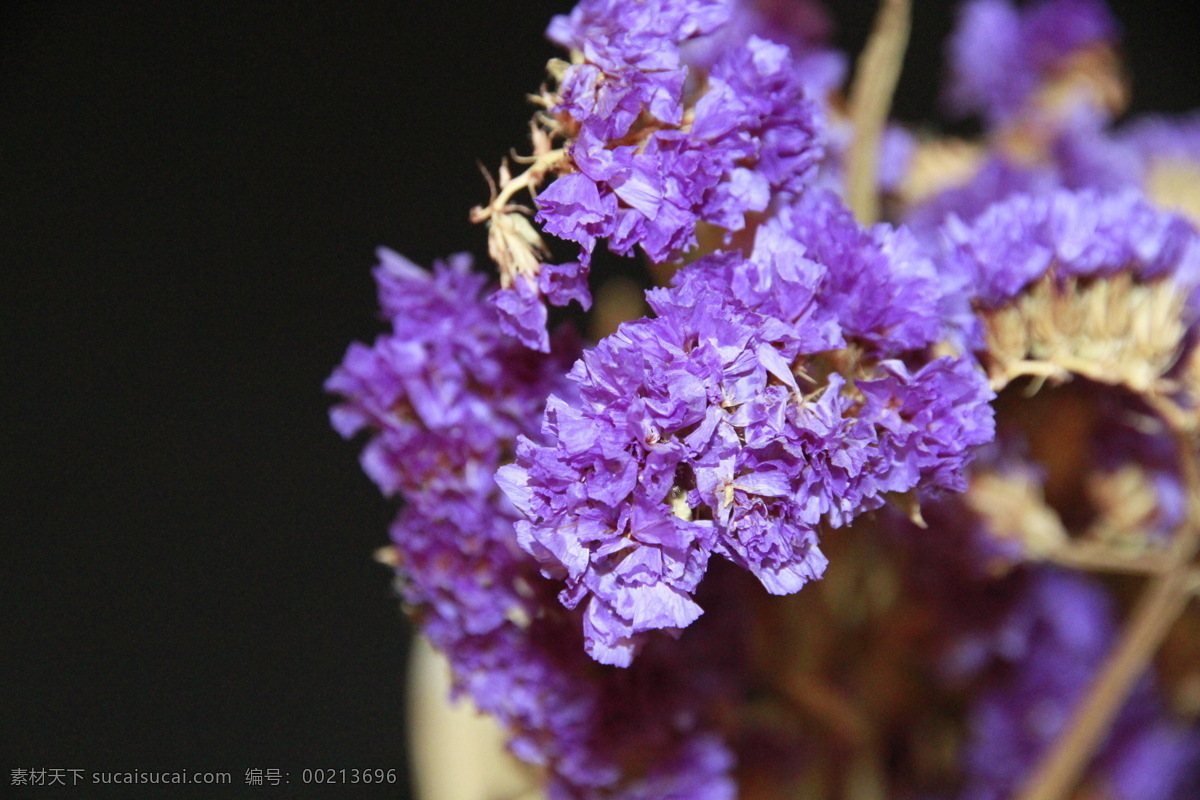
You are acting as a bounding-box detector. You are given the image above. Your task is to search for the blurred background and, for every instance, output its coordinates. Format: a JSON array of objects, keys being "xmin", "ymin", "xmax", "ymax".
[{"xmin": 3, "ymin": 1, "xmax": 1198, "ymax": 797}]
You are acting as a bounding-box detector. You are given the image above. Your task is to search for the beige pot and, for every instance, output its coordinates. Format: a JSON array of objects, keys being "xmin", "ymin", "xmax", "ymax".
[{"xmin": 408, "ymin": 636, "xmax": 544, "ymax": 800}]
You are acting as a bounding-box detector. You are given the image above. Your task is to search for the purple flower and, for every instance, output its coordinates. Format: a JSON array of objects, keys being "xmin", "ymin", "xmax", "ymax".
[
  {"xmin": 505, "ymin": 191, "xmax": 994, "ymax": 666},
  {"xmin": 492, "ymin": 273, "xmax": 551, "ymax": 352},
  {"xmin": 773, "ymin": 189, "xmax": 945, "ymax": 354},
  {"xmin": 328, "ymin": 250, "xmax": 542, "ymax": 498},
  {"xmin": 493, "ymin": 0, "xmax": 836, "ymax": 350},
  {"xmin": 940, "ymin": 188, "xmax": 1200, "ymax": 310},
  {"xmin": 535, "ymin": 2, "xmax": 823, "ymax": 270},
  {"xmin": 329, "ymin": 250, "xmax": 744, "ymax": 798},
  {"xmin": 326, "ymin": 249, "xmax": 578, "ymax": 625},
  {"xmin": 681, "ymin": 0, "xmax": 847, "ymax": 100},
  {"xmin": 547, "ymin": 0, "xmax": 730, "ymax": 139},
  {"xmin": 944, "ymin": 0, "xmax": 1120, "ymax": 126},
  {"xmin": 547, "ymin": 0, "xmax": 731, "ymax": 69}
]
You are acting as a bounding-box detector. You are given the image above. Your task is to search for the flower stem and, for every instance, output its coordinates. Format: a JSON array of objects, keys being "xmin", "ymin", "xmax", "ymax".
[
  {"xmin": 1015, "ymin": 439, "xmax": 1200, "ymax": 800},
  {"xmin": 846, "ymin": 0, "xmax": 911, "ymax": 225}
]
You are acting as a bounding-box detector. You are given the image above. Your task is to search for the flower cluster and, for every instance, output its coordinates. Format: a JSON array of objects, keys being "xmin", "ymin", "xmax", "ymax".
[
  {"xmin": 503, "ymin": 189, "xmax": 994, "ymax": 666},
  {"xmin": 944, "ymin": 0, "xmax": 1120, "ymax": 127},
  {"xmin": 326, "ymin": 250, "xmax": 574, "ymax": 637},
  {"xmin": 331, "ymin": 0, "xmax": 1200, "ymax": 797},
  {"xmin": 485, "ymin": 0, "xmax": 825, "ymax": 349},
  {"xmin": 328, "ymin": 251, "xmax": 752, "ymax": 798},
  {"xmin": 942, "ymin": 188, "xmax": 1200, "ymax": 309}
]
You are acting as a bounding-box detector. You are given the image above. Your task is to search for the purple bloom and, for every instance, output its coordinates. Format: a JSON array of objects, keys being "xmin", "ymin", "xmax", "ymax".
[
  {"xmin": 547, "ymin": 0, "xmax": 730, "ymax": 138},
  {"xmin": 492, "ymin": 273, "xmax": 551, "ymax": 352},
  {"xmin": 532, "ymin": 0, "xmax": 825, "ymax": 275},
  {"xmin": 904, "ymin": 113, "xmax": 1200, "ymax": 250},
  {"xmin": 539, "ymin": 34, "xmax": 822, "ymax": 267},
  {"xmin": 505, "ymin": 191, "xmax": 994, "ymax": 666},
  {"xmin": 494, "ymin": 0, "xmax": 836, "ymax": 350},
  {"xmin": 539, "ymin": 260, "xmax": 592, "ymax": 310},
  {"xmin": 547, "ymin": 0, "xmax": 732, "ymax": 73},
  {"xmin": 326, "ymin": 250, "xmax": 576, "ymax": 623},
  {"xmin": 328, "ymin": 250, "xmax": 547, "ymax": 498},
  {"xmin": 681, "ymin": 0, "xmax": 847, "ymax": 99},
  {"xmin": 944, "ymin": 0, "xmax": 1119, "ymax": 126},
  {"xmin": 694, "ymin": 36, "xmax": 824, "ymax": 219},
  {"xmin": 940, "ymin": 188, "xmax": 1200, "ymax": 310},
  {"xmin": 774, "ymin": 189, "xmax": 945, "ymax": 354},
  {"xmin": 328, "ymin": 250, "xmax": 746, "ymax": 798}
]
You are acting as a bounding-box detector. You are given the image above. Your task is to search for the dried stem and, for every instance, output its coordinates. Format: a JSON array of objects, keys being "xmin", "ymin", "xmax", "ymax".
[
  {"xmin": 845, "ymin": 0, "xmax": 911, "ymax": 225},
  {"xmin": 469, "ymin": 148, "xmax": 567, "ymax": 224},
  {"xmin": 1015, "ymin": 435, "xmax": 1200, "ymax": 800},
  {"xmin": 1043, "ymin": 540, "xmax": 1176, "ymax": 576}
]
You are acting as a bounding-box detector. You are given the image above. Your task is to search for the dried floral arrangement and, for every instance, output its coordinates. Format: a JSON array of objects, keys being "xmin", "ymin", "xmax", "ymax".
[{"xmin": 327, "ymin": 1, "xmax": 1200, "ymax": 798}]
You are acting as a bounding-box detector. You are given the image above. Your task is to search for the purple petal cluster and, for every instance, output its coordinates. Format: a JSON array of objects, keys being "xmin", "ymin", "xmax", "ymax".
[
  {"xmin": 775, "ymin": 188, "xmax": 945, "ymax": 353},
  {"xmin": 940, "ymin": 188, "xmax": 1200, "ymax": 310},
  {"xmin": 537, "ymin": 0, "xmax": 824, "ymax": 262},
  {"xmin": 547, "ymin": 0, "xmax": 732, "ymax": 90},
  {"xmin": 538, "ymin": 35, "xmax": 821, "ymax": 267},
  {"xmin": 328, "ymin": 250, "xmax": 744, "ymax": 798},
  {"xmin": 503, "ymin": 190, "xmax": 995, "ymax": 666},
  {"xmin": 944, "ymin": 0, "xmax": 1119, "ymax": 126},
  {"xmin": 492, "ymin": 261, "xmax": 591, "ymax": 353},
  {"xmin": 327, "ymin": 250, "xmax": 566, "ymax": 500},
  {"xmin": 680, "ymin": 0, "xmax": 847, "ymax": 99},
  {"xmin": 501, "ymin": 0, "xmax": 834, "ymax": 351},
  {"xmin": 545, "ymin": 0, "xmax": 726, "ymax": 146},
  {"xmin": 326, "ymin": 249, "xmax": 575, "ymax": 627}
]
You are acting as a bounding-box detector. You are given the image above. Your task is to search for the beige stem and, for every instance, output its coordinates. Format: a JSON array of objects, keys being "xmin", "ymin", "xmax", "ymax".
[
  {"xmin": 1015, "ymin": 440, "xmax": 1200, "ymax": 800},
  {"xmin": 1014, "ymin": 566, "xmax": 1194, "ymax": 800},
  {"xmin": 845, "ymin": 0, "xmax": 911, "ymax": 225}
]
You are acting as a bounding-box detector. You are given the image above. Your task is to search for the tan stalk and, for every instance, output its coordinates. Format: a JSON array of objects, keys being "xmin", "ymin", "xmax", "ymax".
[
  {"xmin": 1015, "ymin": 434, "xmax": 1200, "ymax": 800},
  {"xmin": 469, "ymin": 148, "xmax": 567, "ymax": 225},
  {"xmin": 845, "ymin": 0, "xmax": 911, "ymax": 225}
]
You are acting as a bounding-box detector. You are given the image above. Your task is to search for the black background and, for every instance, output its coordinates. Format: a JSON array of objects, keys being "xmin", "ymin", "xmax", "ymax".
[{"xmin": 3, "ymin": 2, "xmax": 1198, "ymax": 798}]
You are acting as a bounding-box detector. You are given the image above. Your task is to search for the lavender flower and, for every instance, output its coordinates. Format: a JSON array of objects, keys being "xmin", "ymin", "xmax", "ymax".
[
  {"xmin": 940, "ymin": 188, "xmax": 1200, "ymax": 312},
  {"xmin": 488, "ymin": 0, "xmax": 832, "ymax": 351},
  {"xmin": 680, "ymin": 0, "xmax": 847, "ymax": 100},
  {"xmin": 503, "ymin": 190, "xmax": 995, "ymax": 667},
  {"xmin": 538, "ymin": 33, "xmax": 823, "ymax": 266},
  {"xmin": 944, "ymin": 0, "xmax": 1120, "ymax": 127},
  {"xmin": 326, "ymin": 249, "xmax": 576, "ymax": 624},
  {"xmin": 329, "ymin": 250, "xmax": 750, "ymax": 799}
]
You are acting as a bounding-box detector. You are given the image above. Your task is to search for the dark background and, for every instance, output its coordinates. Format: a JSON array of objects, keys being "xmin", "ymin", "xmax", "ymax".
[{"xmin": 3, "ymin": 1, "xmax": 1198, "ymax": 797}]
